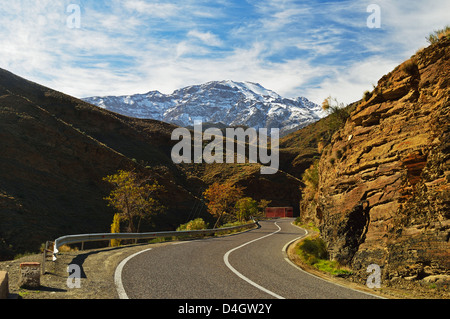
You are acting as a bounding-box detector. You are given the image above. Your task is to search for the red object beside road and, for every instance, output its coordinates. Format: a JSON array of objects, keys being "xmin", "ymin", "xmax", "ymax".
[{"xmin": 265, "ymin": 207, "xmax": 293, "ymax": 218}]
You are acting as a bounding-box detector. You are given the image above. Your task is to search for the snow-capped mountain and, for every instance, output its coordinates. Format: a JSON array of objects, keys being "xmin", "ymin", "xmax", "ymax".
[{"xmin": 83, "ymin": 80, "xmax": 325, "ymax": 136}]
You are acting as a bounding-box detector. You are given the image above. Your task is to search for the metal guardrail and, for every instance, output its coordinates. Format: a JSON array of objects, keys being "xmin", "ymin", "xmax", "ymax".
[{"xmin": 52, "ymin": 219, "xmax": 260, "ymax": 261}]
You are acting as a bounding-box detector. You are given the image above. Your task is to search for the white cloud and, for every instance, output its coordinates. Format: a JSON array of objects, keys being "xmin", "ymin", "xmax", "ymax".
[
  {"xmin": 175, "ymin": 40, "xmax": 211, "ymax": 58},
  {"xmin": 187, "ymin": 30, "xmax": 223, "ymax": 47},
  {"xmin": 372, "ymin": 0, "xmax": 450, "ymax": 55},
  {"xmin": 128, "ymin": 42, "xmax": 326, "ymax": 99},
  {"xmin": 0, "ymin": 0, "xmax": 449, "ymax": 105},
  {"xmin": 121, "ymin": 0, "xmax": 179, "ymax": 18},
  {"xmin": 301, "ymin": 56, "xmax": 399, "ymax": 105}
]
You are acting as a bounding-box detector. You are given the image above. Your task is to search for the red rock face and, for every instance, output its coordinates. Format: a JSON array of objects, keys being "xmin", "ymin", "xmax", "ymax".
[
  {"xmin": 402, "ymin": 152, "xmax": 428, "ymax": 187},
  {"xmin": 300, "ymin": 37, "xmax": 450, "ymax": 280}
]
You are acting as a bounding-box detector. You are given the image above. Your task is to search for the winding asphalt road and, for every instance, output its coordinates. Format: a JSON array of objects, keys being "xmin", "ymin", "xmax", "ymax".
[{"xmin": 116, "ymin": 218, "xmax": 380, "ymax": 299}]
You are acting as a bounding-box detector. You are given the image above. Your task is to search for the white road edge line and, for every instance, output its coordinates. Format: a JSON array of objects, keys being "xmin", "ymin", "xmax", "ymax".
[
  {"xmin": 223, "ymin": 221, "xmax": 285, "ymax": 300},
  {"xmin": 114, "ymin": 248, "xmax": 153, "ymax": 299},
  {"xmin": 282, "ymin": 223, "xmax": 386, "ymax": 299}
]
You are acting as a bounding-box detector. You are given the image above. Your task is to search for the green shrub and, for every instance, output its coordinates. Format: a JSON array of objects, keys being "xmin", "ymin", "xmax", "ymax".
[
  {"xmin": 299, "ymin": 237, "xmax": 328, "ymax": 260},
  {"xmin": 302, "ymin": 160, "xmax": 319, "ymax": 191},
  {"xmin": 363, "ymin": 90, "xmax": 372, "ymax": 101},
  {"xmin": 426, "ymin": 25, "xmax": 450, "ymax": 44},
  {"xmin": 177, "ymin": 218, "xmax": 208, "ymax": 231},
  {"xmin": 296, "ymin": 237, "xmax": 353, "ymax": 276},
  {"xmin": 314, "ymin": 259, "xmax": 352, "ymax": 276}
]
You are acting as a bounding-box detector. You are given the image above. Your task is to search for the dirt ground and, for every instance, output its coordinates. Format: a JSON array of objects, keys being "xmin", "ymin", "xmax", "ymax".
[{"xmin": 0, "ymin": 242, "xmax": 166, "ymax": 299}]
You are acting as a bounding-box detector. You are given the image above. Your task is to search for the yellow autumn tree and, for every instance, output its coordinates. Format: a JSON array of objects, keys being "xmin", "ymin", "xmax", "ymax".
[
  {"xmin": 103, "ymin": 170, "xmax": 165, "ymax": 233},
  {"xmin": 203, "ymin": 181, "xmax": 243, "ymax": 228},
  {"xmin": 110, "ymin": 213, "xmax": 121, "ymax": 247},
  {"xmin": 235, "ymin": 197, "xmax": 258, "ymax": 222}
]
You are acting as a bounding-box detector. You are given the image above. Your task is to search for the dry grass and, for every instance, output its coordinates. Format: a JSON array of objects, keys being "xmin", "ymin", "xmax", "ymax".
[
  {"xmin": 55, "ymin": 244, "xmax": 79, "ymax": 253},
  {"xmin": 401, "ymin": 58, "xmax": 418, "ymax": 76},
  {"xmin": 427, "ymin": 26, "xmax": 450, "ymax": 44}
]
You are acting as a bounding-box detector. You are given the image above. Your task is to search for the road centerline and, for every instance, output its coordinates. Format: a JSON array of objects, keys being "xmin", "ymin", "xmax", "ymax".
[{"xmin": 223, "ymin": 221, "xmax": 285, "ymax": 299}]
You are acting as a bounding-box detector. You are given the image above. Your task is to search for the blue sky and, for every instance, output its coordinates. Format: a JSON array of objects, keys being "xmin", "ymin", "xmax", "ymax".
[{"xmin": 0, "ymin": 0, "xmax": 449, "ymax": 105}]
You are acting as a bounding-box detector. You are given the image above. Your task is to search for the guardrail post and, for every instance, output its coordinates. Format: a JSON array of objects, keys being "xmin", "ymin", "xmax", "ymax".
[
  {"xmin": 42, "ymin": 241, "xmax": 54, "ymax": 275},
  {"xmin": 42, "ymin": 241, "xmax": 47, "ymax": 275}
]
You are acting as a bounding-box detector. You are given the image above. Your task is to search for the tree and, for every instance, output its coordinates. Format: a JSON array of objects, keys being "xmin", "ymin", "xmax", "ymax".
[
  {"xmin": 203, "ymin": 181, "xmax": 243, "ymax": 228},
  {"xmin": 235, "ymin": 197, "xmax": 258, "ymax": 222},
  {"xmin": 103, "ymin": 170, "xmax": 165, "ymax": 233},
  {"xmin": 258, "ymin": 199, "xmax": 272, "ymax": 217},
  {"xmin": 110, "ymin": 213, "xmax": 121, "ymax": 247}
]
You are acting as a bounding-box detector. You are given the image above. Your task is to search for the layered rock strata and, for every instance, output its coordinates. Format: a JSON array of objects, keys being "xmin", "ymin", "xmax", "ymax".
[{"xmin": 301, "ymin": 37, "xmax": 449, "ymax": 281}]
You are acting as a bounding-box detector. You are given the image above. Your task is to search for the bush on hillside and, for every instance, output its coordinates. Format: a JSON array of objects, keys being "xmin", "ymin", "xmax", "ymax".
[
  {"xmin": 177, "ymin": 218, "xmax": 208, "ymax": 231},
  {"xmin": 426, "ymin": 25, "xmax": 450, "ymax": 44}
]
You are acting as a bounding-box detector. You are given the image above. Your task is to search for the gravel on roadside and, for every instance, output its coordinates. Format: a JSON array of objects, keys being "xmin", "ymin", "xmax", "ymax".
[{"xmin": 0, "ymin": 241, "xmax": 173, "ymax": 299}]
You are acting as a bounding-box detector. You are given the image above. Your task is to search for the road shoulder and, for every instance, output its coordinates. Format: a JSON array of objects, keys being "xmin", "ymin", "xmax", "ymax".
[{"xmin": 284, "ymin": 222, "xmax": 449, "ymax": 299}]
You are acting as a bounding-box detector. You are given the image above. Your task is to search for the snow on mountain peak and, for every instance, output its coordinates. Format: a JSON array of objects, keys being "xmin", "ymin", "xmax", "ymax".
[
  {"xmin": 83, "ymin": 81, "xmax": 323, "ymax": 136},
  {"xmin": 219, "ymin": 80, "xmax": 281, "ymax": 99}
]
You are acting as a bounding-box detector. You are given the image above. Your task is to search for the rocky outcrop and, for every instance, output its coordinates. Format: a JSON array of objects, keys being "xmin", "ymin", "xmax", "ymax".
[{"xmin": 300, "ymin": 37, "xmax": 449, "ymax": 281}]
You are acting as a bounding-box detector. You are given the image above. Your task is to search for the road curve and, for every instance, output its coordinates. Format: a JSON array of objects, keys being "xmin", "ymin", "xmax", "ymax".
[{"xmin": 117, "ymin": 219, "xmax": 380, "ymax": 299}]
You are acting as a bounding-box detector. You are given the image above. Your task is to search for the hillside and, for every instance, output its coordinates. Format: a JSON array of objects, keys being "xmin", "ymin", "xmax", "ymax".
[
  {"xmin": 0, "ymin": 69, "xmax": 307, "ymax": 260},
  {"xmin": 299, "ymin": 36, "xmax": 450, "ymax": 284},
  {"xmin": 0, "ymin": 69, "xmax": 204, "ymax": 260}
]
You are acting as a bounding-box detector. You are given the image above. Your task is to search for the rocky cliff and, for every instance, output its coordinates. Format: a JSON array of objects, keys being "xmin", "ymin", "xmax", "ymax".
[{"xmin": 300, "ymin": 37, "xmax": 449, "ymax": 283}]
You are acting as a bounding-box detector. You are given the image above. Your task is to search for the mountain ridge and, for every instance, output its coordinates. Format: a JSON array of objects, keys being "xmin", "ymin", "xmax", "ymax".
[
  {"xmin": 83, "ymin": 80, "xmax": 325, "ymax": 136},
  {"xmin": 0, "ymin": 69, "xmax": 305, "ymax": 260}
]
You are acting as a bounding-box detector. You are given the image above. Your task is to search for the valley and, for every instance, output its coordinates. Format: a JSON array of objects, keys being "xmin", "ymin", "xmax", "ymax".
[{"xmin": 0, "ymin": 33, "xmax": 448, "ymax": 300}]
